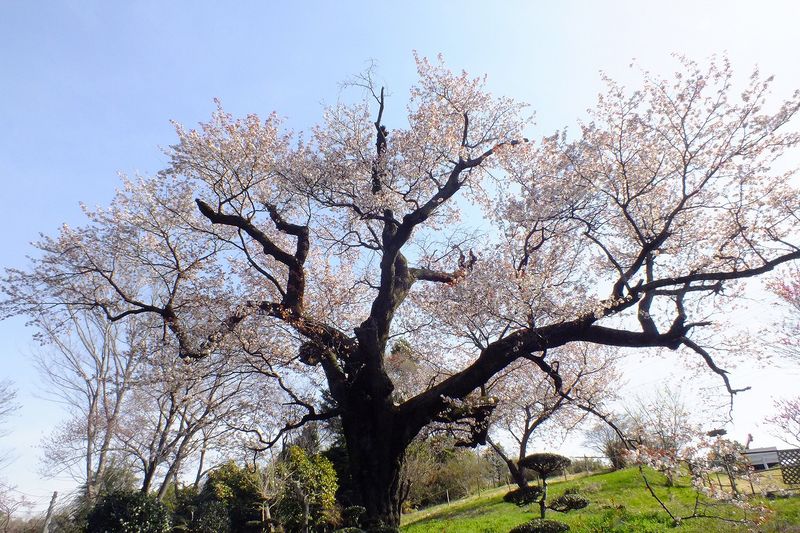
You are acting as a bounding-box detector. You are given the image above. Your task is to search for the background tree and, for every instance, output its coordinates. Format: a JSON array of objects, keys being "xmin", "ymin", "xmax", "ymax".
[
  {"xmin": 766, "ymin": 269, "xmax": 800, "ymax": 448},
  {"xmin": 584, "ymin": 420, "xmax": 630, "ymax": 471},
  {"xmin": 116, "ymin": 350, "xmax": 251, "ymax": 499},
  {"xmin": 768, "ymin": 266, "xmax": 800, "ymax": 358},
  {"xmin": 0, "ymin": 381, "xmax": 16, "ymax": 439},
  {"xmin": 4, "ymin": 55, "xmax": 800, "ymax": 528},
  {"xmin": 0, "ymin": 380, "xmax": 20, "ymax": 532},
  {"xmin": 624, "ymin": 387, "xmax": 700, "ymax": 486}
]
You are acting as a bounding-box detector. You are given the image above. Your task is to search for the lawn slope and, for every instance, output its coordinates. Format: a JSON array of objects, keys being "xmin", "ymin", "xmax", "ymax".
[{"xmin": 401, "ymin": 468, "xmax": 800, "ymax": 532}]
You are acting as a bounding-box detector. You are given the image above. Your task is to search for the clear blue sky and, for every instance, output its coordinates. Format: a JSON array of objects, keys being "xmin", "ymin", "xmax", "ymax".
[{"xmin": 1, "ymin": 0, "xmax": 799, "ymax": 511}]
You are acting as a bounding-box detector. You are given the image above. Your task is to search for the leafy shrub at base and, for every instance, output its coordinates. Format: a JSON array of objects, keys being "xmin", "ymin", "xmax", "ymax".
[
  {"xmin": 508, "ymin": 518, "xmax": 570, "ymax": 533},
  {"xmin": 86, "ymin": 491, "xmax": 171, "ymax": 533},
  {"xmin": 341, "ymin": 505, "xmax": 366, "ymax": 528}
]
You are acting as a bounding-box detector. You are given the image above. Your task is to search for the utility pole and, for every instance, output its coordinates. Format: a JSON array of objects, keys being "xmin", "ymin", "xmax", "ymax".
[{"xmin": 41, "ymin": 491, "xmax": 58, "ymax": 533}]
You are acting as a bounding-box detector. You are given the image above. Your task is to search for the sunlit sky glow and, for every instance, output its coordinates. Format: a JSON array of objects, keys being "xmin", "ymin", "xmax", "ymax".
[{"xmin": 1, "ymin": 0, "xmax": 799, "ymax": 511}]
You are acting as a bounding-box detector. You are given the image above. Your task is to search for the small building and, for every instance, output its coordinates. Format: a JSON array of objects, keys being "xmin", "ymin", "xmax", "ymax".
[{"xmin": 744, "ymin": 447, "xmax": 780, "ymax": 470}]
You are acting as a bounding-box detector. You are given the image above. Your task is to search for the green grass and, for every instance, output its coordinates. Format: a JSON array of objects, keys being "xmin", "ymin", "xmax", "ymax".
[{"xmin": 400, "ymin": 468, "xmax": 800, "ymax": 532}]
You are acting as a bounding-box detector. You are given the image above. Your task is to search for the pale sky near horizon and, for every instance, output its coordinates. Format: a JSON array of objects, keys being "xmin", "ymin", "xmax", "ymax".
[{"xmin": 1, "ymin": 0, "xmax": 800, "ymax": 513}]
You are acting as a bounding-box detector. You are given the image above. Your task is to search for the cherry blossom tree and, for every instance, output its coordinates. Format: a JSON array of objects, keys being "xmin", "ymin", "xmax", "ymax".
[
  {"xmin": 765, "ymin": 269, "xmax": 800, "ymax": 445},
  {"xmin": 767, "ymin": 266, "xmax": 800, "ymax": 358},
  {"xmin": 3, "ymin": 54, "xmax": 800, "ymax": 528},
  {"xmin": 766, "ymin": 396, "xmax": 800, "ymax": 447}
]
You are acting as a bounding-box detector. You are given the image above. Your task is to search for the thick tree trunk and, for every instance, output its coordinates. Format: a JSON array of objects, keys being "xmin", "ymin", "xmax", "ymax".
[{"xmin": 340, "ymin": 401, "xmax": 408, "ymax": 530}]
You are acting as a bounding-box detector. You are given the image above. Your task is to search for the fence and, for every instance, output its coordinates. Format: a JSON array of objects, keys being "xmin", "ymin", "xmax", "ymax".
[{"xmin": 777, "ymin": 448, "xmax": 800, "ymax": 485}]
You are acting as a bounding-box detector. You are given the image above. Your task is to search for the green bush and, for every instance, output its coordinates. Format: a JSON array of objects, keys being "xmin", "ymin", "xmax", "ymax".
[
  {"xmin": 276, "ymin": 446, "xmax": 339, "ymax": 531},
  {"xmin": 193, "ymin": 500, "xmax": 232, "ymax": 532},
  {"xmin": 508, "ymin": 518, "xmax": 570, "ymax": 533},
  {"xmin": 503, "ymin": 486, "xmax": 543, "ymax": 506},
  {"xmin": 334, "ymin": 528, "xmax": 366, "ymax": 533},
  {"xmin": 86, "ymin": 491, "xmax": 171, "ymax": 533},
  {"xmin": 197, "ymin": 462, "xmax": 266, "ymax": 531},
  {"xmin": 548, "ymin": 492, "xmax": 589, "ymax": 512}
]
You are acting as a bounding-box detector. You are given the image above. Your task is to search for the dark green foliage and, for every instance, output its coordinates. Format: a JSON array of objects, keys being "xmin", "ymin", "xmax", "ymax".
[
  {"xmin": 334, "ymin": 528, "xmax": 366, "ymax": 533},
  {"xmin": 518, "ymin": 454, "xmax": 571, "ymax": 479},
  {"xmin": 192, "ymin": 501, "xmax": 232, "ymax": 532},
  {"xmin": 56, "ymin": 458, "xmax": 139, "ymax": 532},
  {"xmin": 165, "ymin": 484, "xmax": 199, "ymax": 530},
  {"xmin": 508, "ymin": 518, "xmax": 570, "ymax": 533},
  {"xmin": 503, "ymin": 486, "xmax": 544, "ymax": 506},
  {"xmin": 548, "ymin": 492, "xmax": 589, "ymax": 512},
  {"xmin": 323, "ymin": 443, "xmax": 361, "ymax": 507},
  {"xmin": 86, "ymin": 491, "xmax": 171, "ymax": 533}
]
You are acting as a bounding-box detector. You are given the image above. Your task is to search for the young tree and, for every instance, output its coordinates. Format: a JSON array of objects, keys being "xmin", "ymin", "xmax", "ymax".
[
  {"xmin": 766, "ymin": 270, "xmax": 800, "ymax": 447},
  {"xmin": 4, "ymin": 55, "xmax": 800, "ymax": 528},
  {"xmin": 518, "ymin": 453, "xmax": 572, "ymax": 519},
  {"xmin": 487, "ymin": 344, "xmax": 617, "ymax": 488}
]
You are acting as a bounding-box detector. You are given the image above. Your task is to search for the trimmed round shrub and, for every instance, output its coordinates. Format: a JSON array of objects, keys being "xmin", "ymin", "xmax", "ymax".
[
  {"xmin": 509, "ymin": 518, "xmax": 570, "ymax": 533},
  {"xmin": 342, "ymin": 505, "xmax": 367, "ymax": 527},
  {"xmin": 503, "ymin": 486, "xmax": 543, "ymax": 506},
  {"xmin": 549, "ymin": 493, "xmax": 589, "ymax": 512},
  {"xmin": 518, "ymin": 453, "xmax": 572, "ymax": 479},
  {"xmin": 86, "ymin": 491, "xmax": 171, "ymax": 533}
]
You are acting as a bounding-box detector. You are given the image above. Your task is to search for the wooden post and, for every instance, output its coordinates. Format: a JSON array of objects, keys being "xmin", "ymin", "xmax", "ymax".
[{"xmin": 41, "ymin": 491, "xmax": 58, "ymax": 533}]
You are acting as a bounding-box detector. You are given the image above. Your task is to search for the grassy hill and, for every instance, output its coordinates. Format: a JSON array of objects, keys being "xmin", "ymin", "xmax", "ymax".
[{"xmin": 400, "ymin": 468, "xmax": 800, "ymax": 532}]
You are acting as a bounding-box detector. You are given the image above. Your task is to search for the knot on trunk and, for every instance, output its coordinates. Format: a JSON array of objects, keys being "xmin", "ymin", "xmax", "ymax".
[{"xmin": 299, "ymin": 341, "xmax": 324, "ymax": 366}]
